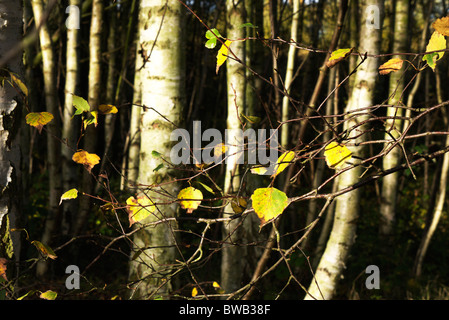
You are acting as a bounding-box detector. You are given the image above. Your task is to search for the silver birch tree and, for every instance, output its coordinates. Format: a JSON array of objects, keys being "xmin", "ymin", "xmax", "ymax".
[
  {"xmin": 379, "ymin": 0, "xmax": 409, "ymax": 238},
  {"xmin": 128, "ymin": 0, "xmax": 185, "ymax": 299},
  {"xmin": 0, "ymin": 0, "xmax": 23, "ymax": 285},
  {"xmin": 305, "ymin": 0, "xmax": 383, "ymax": 300}
]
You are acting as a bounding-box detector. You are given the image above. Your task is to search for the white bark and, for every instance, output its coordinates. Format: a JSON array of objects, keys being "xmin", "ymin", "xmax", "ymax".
[
  {"xmin": 220, "ymin": 0, "xmax": 249, "ymax": 295},
  {"xmin": 0, "ymin": 0, "xmax": 22, "ymax": 267},
  {"xmin": 32, "ymin": 0, "xmax": 62, "ymax": 278},
  {"xmin": 305, "ymin": 0, "xmax": 383, "ymax": 300},
  {"xmin": 379, "ymin": 0, "xmax": 409, "ymax": 237},
  {"xmin": 281, "ymin": 0, "xmax": 301, "ymax": 148},
  {"xmin": 61, "ymin": 0, "xmax": 80, "ymax": 235},
  {"xmin": 128, "ymin": 0, "xmax": 185, "ymax": 299}
]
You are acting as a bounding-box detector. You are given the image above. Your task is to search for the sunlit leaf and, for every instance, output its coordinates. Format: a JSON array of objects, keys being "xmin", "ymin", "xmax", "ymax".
[
  {"xmin": 205, "ymin": 28, "xmax": 222, "ymax": 49},
  {"xmin": 83, "ymin": 111, "xmax": 98, "ymax": 129},
  {"xmin": 178, "ymin": 187, "xmax": 203, "ymax": 214},
  {"xmin": 25, "ymin": 112, "xmax": 54, "ymax": 134},
  {"xmin": 379, "ymin": 58, "xmax": 404, "ymax": 75},
  {"xmin": 39, "ymin": 290, "xmax": 57, "ymax": 300},
  {"xmin": 272, "ymin": 151, "xmax": 296, "ymax": 178},
  {"xmin": 31, "ymin": 240, "xmax": 57, "ymax": 260},
  {"xmin": 251, "ymin": 187, "xmax": 289, "ymax": 225},
  {"xmin": 72, "ymin": 94, "xmax": 91, "ymax": 116},
  {"xmin": 59, "ymin": 188, "xmax": 78, "ymax": 205},
  {"xmin": 324, "ymin": 141, "xmax": 352, "ymax": 169},
  {"xmin": 212, "ymin": 281, "xmax": 221, "ymax": 288},
  {"xmin": 422, "ymin": 31, "xmax": 446, "ymax": 71},
  {"xmin": 192, "ymin": 287, "xmax": 198, "ymax": 297},
  {"xmin": 326, "ymin": 48, "xmax": 354, "ymax": 68},
  {"xmin": 98, "ymin": 104, "xmax": 118, "ymax": 114},
  {"xmin": 126, "ymin": 196, "xmax": 155, "ymax": 226},
  {"xmin": 432, "ymin": 16, "xmax": 449, "ymax": 36},
  {"xmin": 216, "ymin": 40, "xmax": 233, "ymax": 74},
  {"xmin": 72, "ymin": 150, "xmax": 101, "ymax": 173},
  {"xmin": 250, "ymin": 166, "xmax": 269, "ymax": 175},
  {"xmin": 17, "ymin": 290, "xmax": 36, "ymax": 300}
]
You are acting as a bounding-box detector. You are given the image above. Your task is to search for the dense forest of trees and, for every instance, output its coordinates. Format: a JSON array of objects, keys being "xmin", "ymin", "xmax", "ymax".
[{"xmin": 2, "ymin": 0, "xmax": 449, "ymax": 301}]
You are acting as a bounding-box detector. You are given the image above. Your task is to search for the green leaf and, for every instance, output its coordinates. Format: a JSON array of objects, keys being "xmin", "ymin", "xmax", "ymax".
[
  {"xmin": 205, "ymin": 38, "xmax": 217, "ymax": 49},
  {"xmin": 205, "ymin": 28, "xmax": 222, "ymax": 49},
  {"xmin": 72, "ymin": 95, "xmax": 91, "ymax": 117},
  {"xmin": 205, "ymin": 28, "xmax": 222, "ymax": 39},
  {"xmin": 239, "ymin": 22, "xmax": 257, "ymax": 29},
  {"xmin": 59, "ymin": 188, "xmax": 79, "ymax": 205},
  {"xmin": 153, "ymin": 163, "xmax": 164, "ymax": 172},
  {"xmin": 251, "ymin": 187, "xmax": 289, "ymax": 225},
  {"xmin": 151, "ymin": 150, "xmax": 162, "ymax": 158}
]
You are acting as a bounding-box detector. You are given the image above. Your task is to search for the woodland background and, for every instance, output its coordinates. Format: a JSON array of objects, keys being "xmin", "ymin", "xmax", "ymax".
[{"xmin": 1, "ymin": 0, "xmax": 449, "ymax": 300}]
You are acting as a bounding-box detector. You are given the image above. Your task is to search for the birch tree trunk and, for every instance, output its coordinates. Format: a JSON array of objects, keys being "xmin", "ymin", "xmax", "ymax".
[
  {"xmin": 281, "ymin": 0, "xmax": 301, "ymax": 148},
  {"xmin": 379, "ymin": 0, "xmax": 409, "ymax": 238},
  {"xmin": 62, "ymin": 0, "xmax": 80, "ymax": 235},
  {"xmin": 32, "ymin": 0, "xmax": 62, "ymax": 278},
  {"xmin": 305, "ymin": 0, "xmax": 383, "ymax": 300},
  {"xmin": 220, "ymin": 0, "xmax": 252, "ymax": 296},
  {"xmin": 74, "ymin": 0, "xmax": 102, "ymax": 235},
  {"xmin": 0, "ymin": 0, "xmax": 23, "ymax": 285},
  {"xmin": 128, "ymin": 0, "xmax": 185, "ymax": 299}
]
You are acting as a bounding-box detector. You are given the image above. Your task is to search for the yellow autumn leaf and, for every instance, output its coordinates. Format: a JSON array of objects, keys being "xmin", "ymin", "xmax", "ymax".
[
  {"xmin": 251, "ymin": 187, "xmax": 289, "ymax": 226},
  {"xmin": 214, "ymin": 142, "xmax": 228, "ymax": 159},
  {"xmin": 250, "ymin": 166, "xmax": 269, "ymax": 175},
  {"xmin": 272, "ymin": 151, "xmax": 296, "ymax": 178},
  {"xmin": 422, "ymin": 31, "xmax": 446, "ymax": 71},
  {"xmin": 216, "ymin": 40, "xmax": 232, "ymax": 74},
  {"xmin": 432, "ymin": 16, "xmax": 449, "ymax": 36},
  {"xmin": 39, "ymin": 290, "xmax": 57, "ymax": 300},
  {"xmin": 324, "ymin": 141, "xmax": 352, "ymax": 169},
  {"xmin": 192, "ymin": 287, "xmax": 198, "ymax": 297},
  {"xmin": 25, "ymin": 112, "xmax": 54, "ymax": 134},
  {"xmin": 126, "ymin": 196, "xmax": 155, "ymax": 226},
  {"xmin": 72, "ymin": 150, "xmax": 101, "ymax": 173},
  {"xmin": 379, "ymin": 58, "xmax": 404, "ymax": 75},
  {"xmin": 326, "ymin": 48, "xmax": 354, "ymax": 68},
  {"xmin": 83, "ymin": 110, "xmax": 98, "ymax": 129},
  {"xmin": 178, "ymin": 187, "xmax": 203, "ymax": 214},
  {"xmin": 98, "ymin": 104, "xmax": 118, "ymax": 114},
  {"xmin": 212, "ymin": 281, "xmax": 221, "ymax": 288},
  {"xmin": 59, "ymin": 188, "xmax": 78, "ymax": 205}
]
